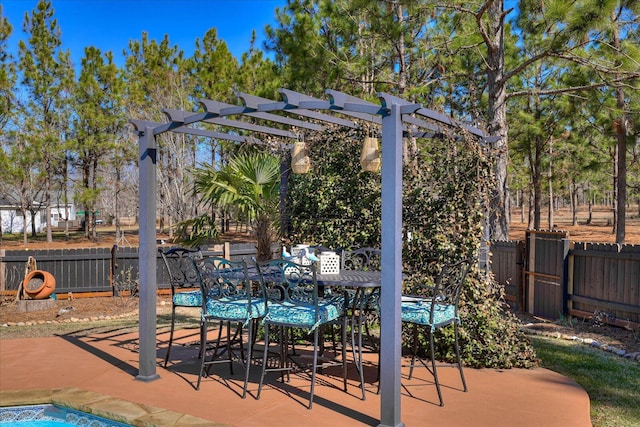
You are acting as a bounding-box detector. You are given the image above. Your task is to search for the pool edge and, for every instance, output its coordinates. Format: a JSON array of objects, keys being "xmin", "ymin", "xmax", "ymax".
[{"xmin": 0, "ymin": 388, "xmax": 229, "ymax": 427}]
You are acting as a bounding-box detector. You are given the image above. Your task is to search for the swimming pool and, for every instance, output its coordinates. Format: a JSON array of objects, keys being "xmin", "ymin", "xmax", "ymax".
[{"xmin": 0, "ymin": 404, "xmax": 131, "ymax": 426}]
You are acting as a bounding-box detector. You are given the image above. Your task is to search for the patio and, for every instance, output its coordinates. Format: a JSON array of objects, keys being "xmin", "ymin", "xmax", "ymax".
[{"xmin": 0, "ymin": 327, "xmax": 591, "ymax": 426}]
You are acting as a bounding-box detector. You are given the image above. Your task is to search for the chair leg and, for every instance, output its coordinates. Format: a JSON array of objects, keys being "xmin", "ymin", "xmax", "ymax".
[
  {"xmin": 196, "ymin": 319, "xmax": 208, "ymax": 390},
  {"xmin": 281, "ymin": 327, "xmax": 291, "ymax": 383},
  {"xmin": 257, "ymin": 323, "xmax": 270, "ymax": 400},
  {"xmin": 341, "ymin": 318, "xmax": 348, "ymax": 393},
  {"xmin": 429, "ymin": 330, "xmax": 444, "ymax": 406},
  {"xmin": 309, "ymin": 328, "xmax": 319, "ymax": 409},
  {"xmin": 226, "ymin": 321, "xmax": 234, "ymax": 375},
  {"xmin": 242, "ymin": 321, "xmax": 252, "ymax": 399},
  {"xmin": 238, "ymin": 324, "xmax": 246, "ymax": 362},
  {"xmin": 164, "ymin": 305, "xmax": 177, "ymax": 367},
  {"xmin": 454, "ymin": 322, "xmax": 468, "ymax": 392},
  {"xmin": 408, "ymin": 323, "xmax": 419, "ymax": 379},
  {"xmin": 289, "ymin": 326, "xmax": 298, "ymax": 356},
  {"xmin": 350, "ymin": 311, "xmax": 366, "ymax": 399}
]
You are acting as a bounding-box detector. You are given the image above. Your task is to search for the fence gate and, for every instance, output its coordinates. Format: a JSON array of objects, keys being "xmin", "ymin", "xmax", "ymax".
[
  {"xmin": 524, "ymin": 230, "xmax": 570, "ymax": 318},
  {"xmin": 490, "ymin": 240, "xmax": 525, "ymax": 311}
]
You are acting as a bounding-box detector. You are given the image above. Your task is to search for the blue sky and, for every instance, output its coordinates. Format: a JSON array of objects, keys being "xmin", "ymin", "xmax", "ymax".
[{"xmin": 2, "ymin": 0, "xmax": 286, "ymax": 69}]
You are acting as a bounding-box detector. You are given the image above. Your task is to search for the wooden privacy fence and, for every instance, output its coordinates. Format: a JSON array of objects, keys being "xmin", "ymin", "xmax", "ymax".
[
  {"xmin": 0, "ymin": 242, "xmax": 259, "ymax": 297},
  {"xmin": 490, "ymin": 230, "xmax": 640, "ymax": 327}
]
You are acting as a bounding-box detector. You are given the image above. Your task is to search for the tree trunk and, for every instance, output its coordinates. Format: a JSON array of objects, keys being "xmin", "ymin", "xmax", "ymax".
[
  {"xmin": 486, "ymin": 0, "xmax": 510, "ymax": 240},
  {"xmin": 115, "ymin": 166, "xmax": 121, "ymax": 241},
  {"xmin": 91, "ymin": 158, "xmax": 98, "ymax": 242},
  {"xmin": 612, "ymin": 150, "xmax": 618, "ymax": 235},
  {"xmin": 533, "ymin": 168, "xmax": 542, "ymax": 230},
  {"xmin": 45, "ymin": 170, "xmax": 52, "ymax": 243},
  {"xmin": 63, "ymin": 156, "xmax": 70, "ymax": 241},
  {"xmin": 30, "ymin": 211, "xmax": 37, "ymax": 237},
  {"xmin": 255, "ymin": 214, "xmax": 275, "ymax": 261},
  {"xmin": 548, "ymin": 137, "xmax": 554, "ymax": 230},
  {"xmin": 613, "ymin": 15, "xmax": 626, "ymax": 244},
  {"xmin": 531, "ymin": 135, "xmax": 543, "ymax": 230},
  {"xmin": 83, "ymin": 163, "xmax": 91, "ymax": 239},
  {"xmin": 22, "ymin": 208, "xmax": 28, "ymax": 245},
  {"xmin": 615, "ymin": 117, "xmax": 626, "ymax": 243},
  {"xmin": 527, "ymin": 190, "xmax": 534, "ymax": 229},
  {"xmin": 571, "ymin": 182, "xmax": 578, "ymax": 226}
]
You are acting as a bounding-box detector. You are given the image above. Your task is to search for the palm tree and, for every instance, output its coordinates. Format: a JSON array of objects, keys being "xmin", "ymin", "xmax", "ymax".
[{"xmin": 193, "ymin": 152, "xmax": 281, "ymax": 261}]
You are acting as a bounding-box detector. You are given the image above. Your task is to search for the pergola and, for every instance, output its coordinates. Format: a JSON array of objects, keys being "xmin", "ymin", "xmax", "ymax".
[{"xmin": 131, "ymin": 88, "xmax": 493, "ymax": 427}]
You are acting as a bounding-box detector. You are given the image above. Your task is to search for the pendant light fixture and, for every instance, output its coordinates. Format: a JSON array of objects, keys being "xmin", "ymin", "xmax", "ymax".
[
  {"xmin": 360, "ymin": 131, "xmax": 381, "ymax": 172},
  {"xmin": 291, "ymin": 133, "xmax": 311, "ymax": 174}
]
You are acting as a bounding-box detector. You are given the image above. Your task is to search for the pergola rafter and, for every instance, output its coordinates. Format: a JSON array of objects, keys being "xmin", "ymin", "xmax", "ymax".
[{"xmin": 131, "ymin": 88, "xmax": 492, "ymax": 427}]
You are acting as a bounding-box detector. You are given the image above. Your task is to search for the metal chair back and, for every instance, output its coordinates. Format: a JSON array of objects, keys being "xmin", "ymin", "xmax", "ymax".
[
  {"xmin": 159, "ymin": 247, "xmax": 203, "ymax": 297},
  {"xmin": 341, "ymin": 247, "xmax": 381, "ymax": 271}
]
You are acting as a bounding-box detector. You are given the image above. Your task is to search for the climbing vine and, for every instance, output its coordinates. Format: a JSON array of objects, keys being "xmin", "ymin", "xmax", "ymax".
[{"xmin": 287, "ymin": 125, "xmax": 537, "ymax": 368}]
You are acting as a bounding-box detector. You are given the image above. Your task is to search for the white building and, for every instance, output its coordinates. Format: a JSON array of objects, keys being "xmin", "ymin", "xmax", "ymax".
[{"xmin": 0, "ymin": 197, "xmax": 76, "ymax": 233}]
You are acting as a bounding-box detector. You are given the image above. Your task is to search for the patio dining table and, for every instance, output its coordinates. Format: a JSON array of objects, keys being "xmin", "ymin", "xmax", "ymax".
[{"xmin": 240, "ymin": 265, "xmax": 381, "ymax": 398}]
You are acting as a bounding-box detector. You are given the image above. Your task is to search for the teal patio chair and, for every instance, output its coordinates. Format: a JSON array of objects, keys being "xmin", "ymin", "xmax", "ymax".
[
  {"xmin": 158, "ymin": 247, "xmax": 204, "ymax": 367},
  {"xmin": 195, "ymin": 257, "xmax": 267, "ymax": 397},
  {"xmin": 254, "ymin": 259, "xmax": 348, "ymax": 409},
  {"xmin": 401, "ymin": 259, "xmax": 471, "ymax": 406}
]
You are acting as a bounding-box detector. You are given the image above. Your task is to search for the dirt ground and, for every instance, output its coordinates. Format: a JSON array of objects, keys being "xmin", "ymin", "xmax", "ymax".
[
  {"xmin": 508, "ymin": 205, "xmax": 640, "ymax": 244},
  {"xmin": 0, "ymin": 228, "xmax": 256, "ymax": 250},
  {"xmin": 0, "ymin": 293, "xmax": 151, "ymax": 325},
  {"xmin": 1, "ymin": 293, "xmax": 638, "ymax": 356}
]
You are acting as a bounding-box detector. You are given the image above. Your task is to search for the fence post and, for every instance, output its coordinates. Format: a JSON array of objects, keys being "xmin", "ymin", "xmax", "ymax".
[
  {"xmin": 564, "ymin": 239, "xmax": 574, "ymax": 317},
  {"xmin": 526, "ymin": 231, "xmax": 535, "ymax": 313},
  {"xmin": 110, "ymin": 245, "xmax": 118, "ymax": 297},
  {"xmin": 516, "ymin": 241, "xmax": 526, "ymax": 312},
  {"xmin": 0, "ymin": 249, "xmax": 5, "ymax": 291}
]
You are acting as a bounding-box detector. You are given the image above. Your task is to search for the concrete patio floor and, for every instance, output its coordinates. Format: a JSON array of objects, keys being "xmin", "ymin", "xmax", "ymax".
[{"xmin": 0, "ymin": 327, "xmax": 592, "ymax": 426}]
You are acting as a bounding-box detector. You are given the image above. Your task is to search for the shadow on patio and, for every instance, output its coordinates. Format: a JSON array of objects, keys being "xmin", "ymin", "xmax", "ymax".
[{"xmin": 0, "ymin": 327, "xmax": 591, "ymax": 427}]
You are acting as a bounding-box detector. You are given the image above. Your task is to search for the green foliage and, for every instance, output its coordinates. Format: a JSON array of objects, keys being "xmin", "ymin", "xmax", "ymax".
[
  {"xmin": 288, "ymin": 127, "xmax": 537, "ymax": 368},
  {"xmin": 73, "ymin": 46, "xmax": 126, "ymax": 240},
  {"xmin": 190, "ymin": 27, "xmax": 238, "ymax": 102},
  {"xmin": 173, "ymin": 213, "xmax": 220, "ymax": 248},
  {"xmin": 402, "ymin": 133, "xmax": 537, "ymax": 368},
  {"xmin": 192, "ymin": 152, "xmax": 281, "ymax": 260},
  {"xmin": 0, "ymin": 5, "xmax": 16, "ymax": 130},
  {"xmin": 287, "ymin": 125, "xmax": 381, "ymax": 249}
]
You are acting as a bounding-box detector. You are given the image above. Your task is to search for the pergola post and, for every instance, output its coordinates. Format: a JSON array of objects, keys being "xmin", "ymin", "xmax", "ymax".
[
  {"xmin": 136, "ymin": 125, "xmax": 160, "ymax": 382},
  {"xmin": 378, "ymin": 103, "xmax": 405, "ymax": 427}
]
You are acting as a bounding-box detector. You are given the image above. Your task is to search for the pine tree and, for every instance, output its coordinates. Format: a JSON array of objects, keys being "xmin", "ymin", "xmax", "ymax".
[
  {"xmin": 73, "ymin": 46, "xmax": 126, "ymax": 240},
  {"xmin": 124, "ymin": 32, "xmax": 197, "ymax": 238},
  {"xmin": 17, "ymin": 0, "xmax": 74, "ymax": 242}
]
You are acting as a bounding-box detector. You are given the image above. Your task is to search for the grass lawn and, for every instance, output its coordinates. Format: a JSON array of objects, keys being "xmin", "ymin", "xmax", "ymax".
[{"xmin": 531, "ymin": 335, "xmax": 640, "ymax": 427}]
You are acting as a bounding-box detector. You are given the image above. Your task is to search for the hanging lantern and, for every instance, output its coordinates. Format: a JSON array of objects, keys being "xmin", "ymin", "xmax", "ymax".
[
  {"xmin": 291, "ymin": 140, "xmax": 311, "ymax": 174},
  {"xmin": 360, "ymin": 137, "xmax": 381, "ymax": 172}
]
